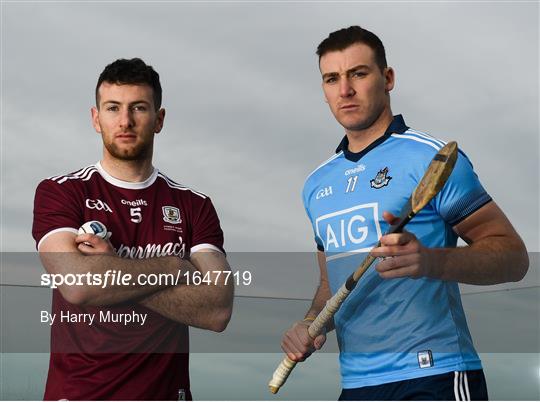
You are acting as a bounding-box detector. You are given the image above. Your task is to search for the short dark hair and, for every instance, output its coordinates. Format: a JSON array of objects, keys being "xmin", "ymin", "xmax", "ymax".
[
  {"xmin": 95, "ymin": 58, "xmax": 162, "ymax": 110},
  {"xmin": 316, "ymin": 26, "xmax": 387, "ymax": 72}
]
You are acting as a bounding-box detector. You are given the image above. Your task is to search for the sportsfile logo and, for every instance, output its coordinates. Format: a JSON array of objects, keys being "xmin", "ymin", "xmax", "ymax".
[{"xmin": 315, "ymin": 203, "xmax": 382, "ymax": 259}]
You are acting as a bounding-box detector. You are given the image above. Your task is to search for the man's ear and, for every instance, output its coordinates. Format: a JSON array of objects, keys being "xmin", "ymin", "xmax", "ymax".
[
  {"xmin": 91, "ymin": 107, "xmax": 102, "ymax": 133},
  {"xmin": 384, "ymin": 67, "xmax": 395, "ymax": 92},
  {"xmin": 154, "ymin": 108, "xmax": 166, "ymax": 134}
]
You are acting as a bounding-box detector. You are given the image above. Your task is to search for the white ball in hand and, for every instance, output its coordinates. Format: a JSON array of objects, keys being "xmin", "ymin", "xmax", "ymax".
[{"xmin": 78, "ymin": 220, "xmax": 108, "ymax": 239}]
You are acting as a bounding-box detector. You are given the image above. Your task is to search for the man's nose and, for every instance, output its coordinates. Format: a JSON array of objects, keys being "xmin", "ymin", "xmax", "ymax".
[
  {"xmin": 339, "ymin": 78, "xmax": 355, "ymax": 97},
  {"xmin": 119, "ymin": 109, "xmax": 134, "ymax": 129}
]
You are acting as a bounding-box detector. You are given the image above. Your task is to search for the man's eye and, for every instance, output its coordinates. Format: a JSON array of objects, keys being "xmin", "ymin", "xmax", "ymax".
[
  {"xmin": 132, "ymin": 105, "xmax": 147, "ymax": 112},
  {"xmin": 325, "ymin": 77, "xmax": 337, "ymax": 84},
  {"xmin": 352, "ymin": 71, "xmax": 367, "ymax": 78},
  {"xmin": 106, "ymin": 106, "xmax": 119, "ymax": 112}
]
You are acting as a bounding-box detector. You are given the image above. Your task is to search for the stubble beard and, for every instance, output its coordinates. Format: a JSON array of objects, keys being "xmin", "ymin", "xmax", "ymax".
[
  {"xmin": 104, "ymin": 139, "xmax": 152, "ymax": 162},
  {"xmin": 338, "ymin": 102, "xmax": 386, "ymax": 133},
  {"xmin": 339, "ymin": 112, "xmax": 377, "ymax": 132}
]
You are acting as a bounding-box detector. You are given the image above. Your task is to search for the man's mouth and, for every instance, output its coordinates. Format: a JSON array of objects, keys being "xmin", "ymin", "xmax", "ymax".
[{"xmin": 116, "ymin": 133, "xmax": 136, "ymax": 139}]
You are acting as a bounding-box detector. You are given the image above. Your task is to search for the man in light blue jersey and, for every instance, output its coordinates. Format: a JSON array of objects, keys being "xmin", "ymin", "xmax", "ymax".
[{"xmin": 280, "ymin": 26, "xmax": 529, "ymax": 400}]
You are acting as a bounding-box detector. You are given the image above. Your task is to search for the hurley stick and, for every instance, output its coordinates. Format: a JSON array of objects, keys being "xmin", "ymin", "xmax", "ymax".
[{"xmin": 268, "ymin": 141, "xmax": 458, "ymax": 394}]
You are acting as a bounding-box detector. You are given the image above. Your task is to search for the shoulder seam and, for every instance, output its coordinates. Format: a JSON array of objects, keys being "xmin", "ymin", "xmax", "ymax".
[
  {"xmin": 157, "ymin": 173, "xmax": 207, "ymax": 199},
  {"xmin": 305, "ymin": 151, "xmax": 343, "ymax": 181},
  {"xmin": 48, "ymin": 165, "xmax": 93, "ymax": 180},
  {"xmin": 48, "ymin": 165, "xmax": 98, "ymax": 184},
  {"xmin": 405, "ymin": 128, "xmax": 446, "ymax": 147},
  {"xmin": 390, "ymin": 133, "xmax": 443, "ymax": 151}
]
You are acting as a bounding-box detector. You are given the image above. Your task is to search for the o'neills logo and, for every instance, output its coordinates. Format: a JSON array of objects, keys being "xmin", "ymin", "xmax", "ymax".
[
  {"xmin": 116, "ymin": 236, "xmax": 186, "ymax": 259},
  {"xmin": 121, "ymin": 199, "xmax": 148, "ymax": 207},
  {"xmin": 344, "ymin": 164, "xmax": 366, "ymax": 176}
]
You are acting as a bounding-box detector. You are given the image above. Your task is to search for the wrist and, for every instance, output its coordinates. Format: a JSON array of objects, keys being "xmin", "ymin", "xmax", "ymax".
[
  {"xmin": 302, "ymin": 316, "xmax": 316, "ymax": 325},
  {"xmin": 303, "ymin": 315, "xmax": 329, "ymax": 335},
  {"xmin": 424, "ymin": 247, "xmax": 446, "ymax": 280}
]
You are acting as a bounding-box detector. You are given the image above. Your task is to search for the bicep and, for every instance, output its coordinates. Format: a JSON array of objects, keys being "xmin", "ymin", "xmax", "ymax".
[{"xmin": 453, "ymin": 201, "xmax": 520, "ymax": 245}]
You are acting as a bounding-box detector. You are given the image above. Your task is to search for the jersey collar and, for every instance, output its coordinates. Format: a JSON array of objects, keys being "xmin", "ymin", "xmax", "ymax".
[
  {"xmin": 95, "ymin": 161, "xmax": 159, "ymax": 189},
  {"xmin": 335, "ymin": 114, "xmax": 409, "ymax": 162}
]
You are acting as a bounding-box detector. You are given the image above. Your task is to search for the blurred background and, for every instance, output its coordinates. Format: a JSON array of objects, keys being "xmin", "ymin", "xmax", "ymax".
[{"xmin": 1, "ymin": 1, "xmax": 538, "ymax": 400}]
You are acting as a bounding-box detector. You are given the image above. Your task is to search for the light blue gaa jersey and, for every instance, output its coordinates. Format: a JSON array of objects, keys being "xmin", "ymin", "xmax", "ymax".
[{"xmin": 303, "ymin": 115, "xmax": 492, "ymax": 388}]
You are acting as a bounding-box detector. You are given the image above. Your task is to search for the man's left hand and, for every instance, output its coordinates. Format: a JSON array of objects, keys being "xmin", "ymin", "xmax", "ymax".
[{"xmin": 371, "ymin": 211, "xmax": 434, "ymax": 279}]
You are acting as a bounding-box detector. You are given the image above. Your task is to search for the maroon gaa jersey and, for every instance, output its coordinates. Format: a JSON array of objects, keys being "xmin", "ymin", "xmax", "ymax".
[{"xmin": 32, "ymin": 162, "xmax": 225, "ymax": 400}]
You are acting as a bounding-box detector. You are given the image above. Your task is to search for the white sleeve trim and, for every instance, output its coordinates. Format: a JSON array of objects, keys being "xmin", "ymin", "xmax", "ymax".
[
  {"xmin": 37, "ymin": 227, "xmax": 78, "ymax": 250},
  {"xmin": 190, "ymin": 243, "xmax": 223, "ymax": 254}
]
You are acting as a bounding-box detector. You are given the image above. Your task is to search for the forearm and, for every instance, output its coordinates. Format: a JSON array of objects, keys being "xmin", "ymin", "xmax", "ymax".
[
  {"xmin": 139, "ymin": 251, "xmax": 234, "ymax": 332},
  {"xmin": 41, "ymin": 252, "xmax": 187, "ymax": 306},
  {"xmin": 306, "ymin": 281, "xmax": 335, "ymax": 332},
  {"xmin": 427, "ymin": 236, "xmax": 529, "ymax": 285},
  {"xmin": 139, "ymin": 279, "xmax": 233, "ymax": 331}
]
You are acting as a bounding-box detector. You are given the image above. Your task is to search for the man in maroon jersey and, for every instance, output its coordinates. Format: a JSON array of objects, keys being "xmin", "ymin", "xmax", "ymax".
[{"xmin": 32, "ymin": 58, "xmax": 234, "ymax": 400}]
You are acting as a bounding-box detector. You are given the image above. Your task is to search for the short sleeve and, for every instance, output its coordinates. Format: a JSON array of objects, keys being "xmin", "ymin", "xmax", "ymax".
[
  {"xmin": 190, "ymin": 197, "xmax": 225, "ymax": 254},
  {"xmin": 32, "ymin": 180, "xmax": 83, "ymax": 249},
  {"xmin": 432, "ymin": 149, "xmax": 492, "ymax": 226}
]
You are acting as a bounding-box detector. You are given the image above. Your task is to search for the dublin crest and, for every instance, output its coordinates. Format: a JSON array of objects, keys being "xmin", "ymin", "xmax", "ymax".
[
  {"xmin": 162, "ymin": 206, "xmax": 182, "ymax": 224},
  {"xmin": 370, "ymin": 167, "xmax": 392, "ymax": 189}
]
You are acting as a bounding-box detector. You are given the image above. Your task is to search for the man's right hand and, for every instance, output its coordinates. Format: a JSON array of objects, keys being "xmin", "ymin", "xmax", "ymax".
[
  {"xmin": 280, "ymin": 319, "xmax": 327, "ymax": 362},
  {"xmin": 75, "ymin": 233, "xmax": 116, "ymax": 256}
]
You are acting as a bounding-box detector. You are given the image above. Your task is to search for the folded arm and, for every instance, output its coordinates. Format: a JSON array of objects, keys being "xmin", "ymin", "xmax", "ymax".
[
  {"xmin": 39, "ymin": 231, "xmax": 191, "ymax": 306},
  {"xmin": 139, "ymin": 249, "xmax": 234, "ymax": 332}
]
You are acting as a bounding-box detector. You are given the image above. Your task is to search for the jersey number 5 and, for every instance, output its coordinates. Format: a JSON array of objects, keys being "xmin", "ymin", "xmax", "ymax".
[{"xmin": 130, "ymin": 207, "xmax": 142, "ymax": 223}]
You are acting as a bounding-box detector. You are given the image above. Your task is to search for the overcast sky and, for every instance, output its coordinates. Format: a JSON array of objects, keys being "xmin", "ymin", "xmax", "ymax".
[
  {"xmin": 2, "ymin": 1, "xmax": 538, "ymax": 251},
  {"xmin": 2, "ymin": 1, "xmax": 538, "ymax": 289},
  {"xmin": 1, "ymin": 2, "xmax": 539, "ymax": 399}
]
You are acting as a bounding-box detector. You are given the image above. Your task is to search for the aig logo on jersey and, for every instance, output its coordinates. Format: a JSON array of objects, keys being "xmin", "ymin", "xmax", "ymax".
[
  {"xmin": 85, "ymin": 199, "xmax": 113, "ymax": 213},
  {"xmin": 162, "ymin": 206, "xmax": 182, "ymax": 224},
  {"xmin": 316, "ymin": 186, "xmax": 333, "ymax": 200},
  {"xmin": 315, "ymin": 203, "xmax": 382, "ymax": 255}
]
